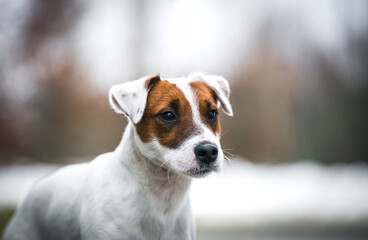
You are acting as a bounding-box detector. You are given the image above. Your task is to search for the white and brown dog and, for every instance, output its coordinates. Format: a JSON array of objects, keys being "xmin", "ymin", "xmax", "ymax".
[{"xmin": 4, "ymin": 72, "xmax": 233, "ymax": 240}]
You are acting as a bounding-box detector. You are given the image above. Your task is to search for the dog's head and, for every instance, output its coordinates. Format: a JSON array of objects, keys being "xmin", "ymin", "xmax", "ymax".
[{"xmin": 109, "ymin": 73, "xmax": 233, "ymax": 177}]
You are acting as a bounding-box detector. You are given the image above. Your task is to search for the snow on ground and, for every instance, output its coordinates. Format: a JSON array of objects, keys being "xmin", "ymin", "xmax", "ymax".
[
  {"xmin": 1, "ymin": 159, "xmax": 368, "ymax": 230},
  {"xmin": 0, "ymin": 164, "xmax": 60, "ymax": 206},
  {"xmin": 191, "ymin": 159, "xmax": 368, "ymax": 229}
]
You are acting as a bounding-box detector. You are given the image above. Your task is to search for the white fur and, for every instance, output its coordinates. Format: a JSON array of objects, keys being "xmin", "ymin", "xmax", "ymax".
[
  {"xmin": 109, "ymin": 76, "xmax": 150, "ymax": 124},
  {"xmin": 4, "ymin": 73, "xmax": 232, "ymax": 240}
]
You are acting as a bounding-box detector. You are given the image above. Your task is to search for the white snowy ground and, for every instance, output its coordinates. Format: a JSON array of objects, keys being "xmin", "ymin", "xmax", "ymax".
[
  {"xmin": 191, "ymin": 159, "xmax": 368, "ymax": 231},
  {"xmin": 1, "ymin": 159, "xmax": 368, "ymax": 233}
]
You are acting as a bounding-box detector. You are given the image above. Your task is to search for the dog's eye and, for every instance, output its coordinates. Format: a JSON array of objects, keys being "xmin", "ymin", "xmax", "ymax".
[
  {"xmin": 207, "ymin": 109, "xmax": 218, "ymax": 122},
  {"xmin": 160, "ymin": 111, "xmax": 177, "ymax": 122}
]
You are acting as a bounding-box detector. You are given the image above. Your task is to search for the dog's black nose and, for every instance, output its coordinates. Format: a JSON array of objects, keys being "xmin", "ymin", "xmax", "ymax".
[{"xmin": 194, "ymin": 142, "xmax": 218, "ymax": 165}]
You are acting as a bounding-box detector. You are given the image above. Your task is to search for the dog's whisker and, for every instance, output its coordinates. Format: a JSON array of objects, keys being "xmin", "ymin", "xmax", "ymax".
[
  {"xmin": 167, "ymin": 166, "xmax": 174, "ymax": 184},
  {"xmin": 223, "ymin": 150, "xmax": 234, "ymax": 157},
  {"xmin": 156, "ymin": 157, "xmax": 172, "ymax": 173},
  {"xmin": 220, "ymin": 130, "xmax": 229, "ymax": 137},
  {"xmin": 156, "ymin": 161, "xmax": 166, "ymax": 173},
  {"xmin": 226, "ymin": 157, "xmax": 234, "ymax": 166}
]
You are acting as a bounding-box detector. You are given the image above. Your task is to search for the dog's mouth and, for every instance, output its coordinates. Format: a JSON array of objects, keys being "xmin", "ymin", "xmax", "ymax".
[{"xmin": 186, "ymin": 166, "xmax": 217, "ymax": 177}]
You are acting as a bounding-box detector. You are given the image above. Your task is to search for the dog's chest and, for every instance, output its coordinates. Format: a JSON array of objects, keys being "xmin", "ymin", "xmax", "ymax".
[
  {"xmin": 81, "ymin": 166, "xmax": 192, "ymax": 239},
  {"xmin": 84, "ymin": 195, "xmax": 191, "ymax": 239}
]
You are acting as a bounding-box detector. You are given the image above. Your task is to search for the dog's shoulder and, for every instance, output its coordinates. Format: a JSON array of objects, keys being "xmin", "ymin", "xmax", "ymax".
[
  {"xmin": 35, "ymin": 152, "xmax": 115, "ymax": 197},
  {"xmin": 4, "ymin": 152, "xmax": 117, "ymax": 240}
]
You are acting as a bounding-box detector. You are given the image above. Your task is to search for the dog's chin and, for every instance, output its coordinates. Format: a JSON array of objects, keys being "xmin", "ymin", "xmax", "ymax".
[
  {"xmin": 184, "ymin": 166, "xmax": 218, "ymax": 178},
  {"xmin": 186, "ymin": 169, "xmax": 212, "ymax": 178}
]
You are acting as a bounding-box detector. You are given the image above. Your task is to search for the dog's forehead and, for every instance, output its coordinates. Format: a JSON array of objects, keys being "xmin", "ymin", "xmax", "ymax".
[
  {"xmin": 144, "ymin": 77, "xmax": 200, "ymax": 107},
  {"xmin": 165, "ymin": 77, "xmax": 194, "ymax": 97},
  {"xmin": 145, "ymin": 77, "xmax": 196, "ymax": 111},
  {"xmin": 164, "ymin": 77, "xmax": 213, "ymax": 104}
]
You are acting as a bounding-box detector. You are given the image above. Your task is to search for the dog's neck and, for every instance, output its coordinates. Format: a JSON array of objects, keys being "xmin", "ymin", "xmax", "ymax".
[{"xmin": 114, "ymin": 122, "xmax": 192, "ymax": 212}]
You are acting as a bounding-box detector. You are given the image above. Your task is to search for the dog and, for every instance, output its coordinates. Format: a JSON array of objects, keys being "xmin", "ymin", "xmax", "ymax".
[{"xmin": 4, "ymin": 72, "xmax": 233, "ymax": 240}]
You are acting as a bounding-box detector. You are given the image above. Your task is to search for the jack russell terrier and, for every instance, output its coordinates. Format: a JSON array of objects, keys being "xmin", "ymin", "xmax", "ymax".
[{"xmin": 4, "ymin": 72, "xmax": 233, "ymax": 240}]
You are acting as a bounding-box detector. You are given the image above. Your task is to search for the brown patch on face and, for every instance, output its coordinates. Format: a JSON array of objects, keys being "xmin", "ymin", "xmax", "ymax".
[
  {"xmin": 190, "ymin": 81, "xmax": 221, "ymax": 135},
  {"xmin": 136, "ymin": 79, "xmax": 195, "ymax": 149}
]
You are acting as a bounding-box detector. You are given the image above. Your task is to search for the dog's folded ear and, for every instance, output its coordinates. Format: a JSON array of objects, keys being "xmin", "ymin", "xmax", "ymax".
[
  {"xmin": 189, "ymin": 72, "xmax": 233, "ymax": 116},
  {"xmin": 109, "ymin": 75, "xmax": 160, "ymax": 124}
]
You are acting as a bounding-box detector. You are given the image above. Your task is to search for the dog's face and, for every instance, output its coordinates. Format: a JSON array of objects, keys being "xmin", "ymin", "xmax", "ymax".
[{"xmin": 109, "ymin": 73, "xmax": 233, "ymax": 177}]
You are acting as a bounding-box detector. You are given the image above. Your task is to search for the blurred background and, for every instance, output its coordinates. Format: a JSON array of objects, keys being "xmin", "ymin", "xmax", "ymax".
[{"xmin": 0, "ymin": 0, "xmax": 368, "ymax": 239}]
